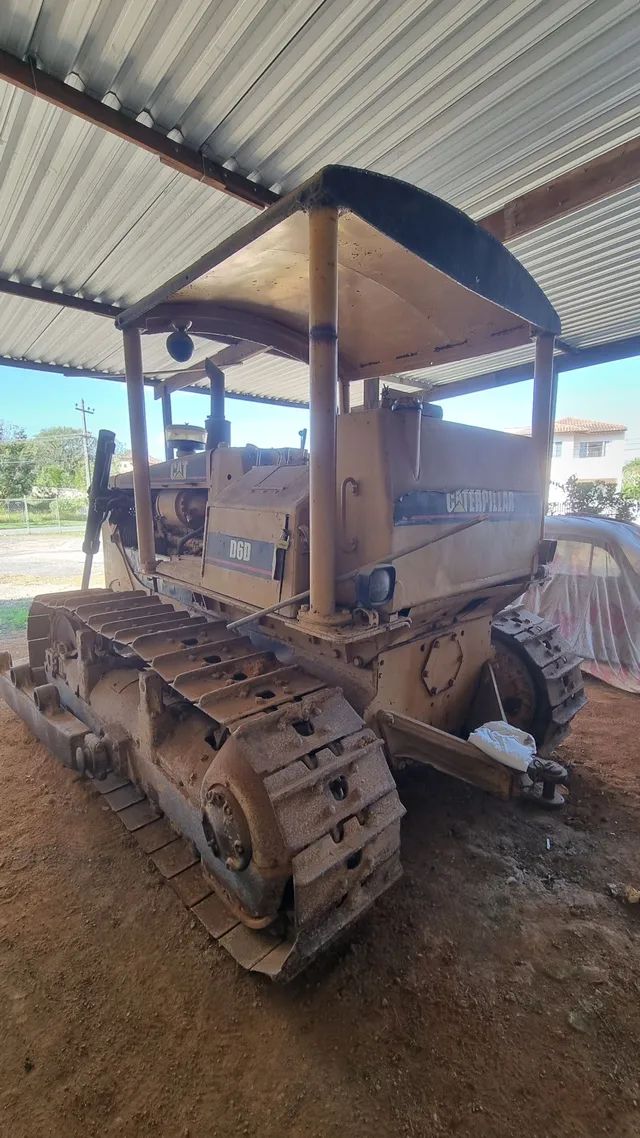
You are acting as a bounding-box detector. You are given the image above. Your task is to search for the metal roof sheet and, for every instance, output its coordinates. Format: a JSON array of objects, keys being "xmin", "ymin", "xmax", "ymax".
[{"xmin": 0, "ymin": 0, "xmax": 638, "ymax": 401}]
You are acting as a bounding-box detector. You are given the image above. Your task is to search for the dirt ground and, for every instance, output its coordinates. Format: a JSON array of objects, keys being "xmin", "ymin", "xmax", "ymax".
[
  {"xmin": 0, "ymin": 529, "xmax": 102, "ymax": 600},
  {"xmin": 1, "ymin": 644, "xmax": 639, "ymax": 1138},
  {"xmin": 0, "ymin": 530, "xmax": 104, "ymax": 649}
]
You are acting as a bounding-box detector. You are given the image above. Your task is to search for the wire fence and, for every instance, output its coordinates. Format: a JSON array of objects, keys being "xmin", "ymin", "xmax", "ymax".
[{"xmin": 0, "ymin": 496, "xmax": 88, "ymax": 531}]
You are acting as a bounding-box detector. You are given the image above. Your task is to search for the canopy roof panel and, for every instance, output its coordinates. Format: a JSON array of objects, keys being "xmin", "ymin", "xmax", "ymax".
[{"xmin": 119, "ymin": 165, "xmax": 559, "ymax": 382}]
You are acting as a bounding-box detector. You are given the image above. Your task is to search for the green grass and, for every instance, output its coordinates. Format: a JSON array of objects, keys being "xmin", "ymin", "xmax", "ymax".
[
  {"xmin": 0, "ymin": 599, "xmax": 30, "ymax": 635},
  {"xmin": 0, "ymin": 501, "xmax": 87, "ymax": 529},
  {"xmin": 0, "ymin": 517, "xmax": 86, "ymax": 529}
]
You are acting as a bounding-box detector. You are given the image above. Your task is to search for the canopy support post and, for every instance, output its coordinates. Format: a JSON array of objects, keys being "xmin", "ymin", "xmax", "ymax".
[
  {"xmin": 123, "ymin": 327, "xmax": 156, "ymax": 575},
  {"xmin": 307, "ymin": 204, "xmax": 339, "ymax": 622},
  {"xmin": 531, "ymin": 331, "xmax": 557, "ymax": 524}
]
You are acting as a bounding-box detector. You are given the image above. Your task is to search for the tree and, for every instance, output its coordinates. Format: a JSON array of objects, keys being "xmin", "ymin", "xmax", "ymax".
[
  {"xmin": 563, "ymin": 475, "xmax": 636, "ymax": 521},
  {"xmin": 0, "ymin": 421, "xmax": 130, "ymax": 498},
  {"xmin": 28, "ymin": 426, "xmax": 96, "ymax": 492},
  {"xmin": 622, "ymin": 458, "xmax": 640, "ymax": 501},
  {"xmin": 0, "ymin": 422, "xmax": 36, "ymax": 498}
]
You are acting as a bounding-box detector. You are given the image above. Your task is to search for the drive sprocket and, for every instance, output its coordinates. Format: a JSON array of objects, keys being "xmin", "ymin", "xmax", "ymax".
[{"xmin": 491, "ymin": 606, "xmax": 586, "ymax": 755}]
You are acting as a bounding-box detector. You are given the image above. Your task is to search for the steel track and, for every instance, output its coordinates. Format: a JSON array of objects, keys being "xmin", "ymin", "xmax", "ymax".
[{"xmin": 7, "ymin": 588, "xmax": 405, "ymax": 980}]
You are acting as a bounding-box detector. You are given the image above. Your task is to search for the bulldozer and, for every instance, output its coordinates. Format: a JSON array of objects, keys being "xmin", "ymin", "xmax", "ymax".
[{"xmin": 0, "ymin": 166, "xmax": 586, "ymax": 979}]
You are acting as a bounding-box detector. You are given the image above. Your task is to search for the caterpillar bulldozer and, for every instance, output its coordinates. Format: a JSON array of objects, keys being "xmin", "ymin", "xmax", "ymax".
[{"xmin": 0, "ymin": 166, "xmax": 585, "ymax": 980}]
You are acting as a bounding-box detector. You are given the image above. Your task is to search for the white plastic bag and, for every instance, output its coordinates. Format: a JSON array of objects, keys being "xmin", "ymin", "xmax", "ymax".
[{"xmin": 468, "ymin": 720, "xmax": 536, "ymax": 772}]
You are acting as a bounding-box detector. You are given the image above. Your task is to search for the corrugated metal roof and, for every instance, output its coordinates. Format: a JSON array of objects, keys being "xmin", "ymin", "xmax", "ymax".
[
  {"xmin": 420, "ymin": 181, "xmax": 640, "ymax": 390},
  {"xmin": 0, "ymin": 0, "xmax": 638, "ymax": 401}
]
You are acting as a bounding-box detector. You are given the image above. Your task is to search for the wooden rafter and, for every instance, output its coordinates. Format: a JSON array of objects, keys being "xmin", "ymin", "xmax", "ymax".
[
  {"xmin": 0, "ymin": 276, "xmax": 120, "ymax": 318},
  {"xmin": 480, "ymin": 137, "xmax": 640, "ymax": 243},
  {"xmin": 0, "ymin": 48, "xmax": 276, "ymax": 211},
  {"xmin": 0, "ymin": 42, "xmax": 638, "ymax": 388},
  {"xmin": 1, "ymin": 46, "xmax": 637, "ymax": 243}
]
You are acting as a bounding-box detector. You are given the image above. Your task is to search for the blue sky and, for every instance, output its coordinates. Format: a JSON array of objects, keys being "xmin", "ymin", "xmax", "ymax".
[{"xmin": 0, "ymin": 356, "xmax": 638, "ymax": 460}]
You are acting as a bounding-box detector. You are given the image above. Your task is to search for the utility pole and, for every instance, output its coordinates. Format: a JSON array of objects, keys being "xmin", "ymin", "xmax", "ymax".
[{"xmin": 75, "ymin": 399, "xmax": 95, "ymax": 489}]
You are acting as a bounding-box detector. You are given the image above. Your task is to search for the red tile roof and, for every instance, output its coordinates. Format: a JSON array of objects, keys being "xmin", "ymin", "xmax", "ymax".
[{"xmin": 553, "ymin": 417, "xmax": 626, "ymax": 434}]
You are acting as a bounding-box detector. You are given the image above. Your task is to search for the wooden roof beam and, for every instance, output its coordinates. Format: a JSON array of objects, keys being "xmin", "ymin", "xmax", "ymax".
[
  {"xmin": 2, "ymin": 48, "xmax": 637, "ymax": 242},
  {"xmin": 0, "ymin": 41, "xmax": 637, "ymax": 329},
  {"xmin": 479, "ymin": 136, "xmax": 640, "ymax": 243},
  {"xmin": 0, "ymin": 48, "xmax": 277, "ymax": 212},
  {"xmin": 0, "ymin": 276, "xmax": 120, "ymax": 317}
]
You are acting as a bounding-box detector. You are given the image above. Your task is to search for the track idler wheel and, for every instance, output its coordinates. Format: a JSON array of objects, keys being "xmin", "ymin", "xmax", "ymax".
[
  {"xmin": 200, "ymin": 734, "xmax": 291, "ymax": 930},
  {"xmin": 202, "ymin": 786, "xmax": 252, "ymax": 873},
  {"xmin": 73, "ymin": 731, "xmax": 112, "ymax": 780}
]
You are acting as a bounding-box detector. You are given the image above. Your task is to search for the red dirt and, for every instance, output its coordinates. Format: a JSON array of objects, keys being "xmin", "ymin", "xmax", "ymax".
[{"xmin": 1, "ymin": 658, "xmax": 639, "ymax": 1138}]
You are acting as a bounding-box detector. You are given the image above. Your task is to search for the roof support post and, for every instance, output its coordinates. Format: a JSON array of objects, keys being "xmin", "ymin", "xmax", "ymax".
[
  {"xmin": 307, "ymin": 205, "xmax": 339, "ymax": 622},
  {"xmin": 339, "ymin": 378, "xmax": 350, "ymax": 414},
  {"xmin": 364, "ymin": 378, "xmax": 380, "ymax": 409},
  {"xmin": 123, "ymin": 327, "xmax": 156, "ymax": 574},
  {"xmin": 531, "ymin": 332, "xmax": 557, "ymax": 522},
  {"xmin": 161, "ymin": 387, "xmax": 173, "ymax": 461}
]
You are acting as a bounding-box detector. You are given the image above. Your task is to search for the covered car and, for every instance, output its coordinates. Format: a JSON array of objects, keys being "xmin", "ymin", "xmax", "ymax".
[{"xmin": 521, "ymin": 514, "xmax": 640, "ymax": 693}]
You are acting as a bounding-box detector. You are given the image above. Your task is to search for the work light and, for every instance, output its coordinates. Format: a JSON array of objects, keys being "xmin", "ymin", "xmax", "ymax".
[{"xmin": 355, "ymin": 564, "xmax": 396, "ymax": 608}]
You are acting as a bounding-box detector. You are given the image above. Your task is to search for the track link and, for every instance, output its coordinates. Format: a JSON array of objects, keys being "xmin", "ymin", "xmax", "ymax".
[
  {"xmin": 8, "ymin": 588, "xmax": 405, "ymax": 980},
  {"xmin": 492, "ymin": 606, "xmax": 587, "ymax": 755}
]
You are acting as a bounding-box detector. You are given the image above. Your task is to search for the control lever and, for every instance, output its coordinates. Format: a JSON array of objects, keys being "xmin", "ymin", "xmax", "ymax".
[{"xmin": 81, "ymin": 429, "xmax": 116, "ymax": 590}]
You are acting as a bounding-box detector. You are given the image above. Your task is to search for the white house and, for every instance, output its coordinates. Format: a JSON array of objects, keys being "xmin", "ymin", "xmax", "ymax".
[{"xmin": 548, "ymin": 417, "xmax": 627, "ymax": 508}]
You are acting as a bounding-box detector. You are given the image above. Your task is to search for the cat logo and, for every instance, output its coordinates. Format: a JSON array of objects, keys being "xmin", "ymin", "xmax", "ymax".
[
  {"xmin": 170, "ymin": 458, "xmax": 188, "ymax": 480},
  {"xmin": 229, "ymin": 538, "xmax": 252, "ymax": 562}
]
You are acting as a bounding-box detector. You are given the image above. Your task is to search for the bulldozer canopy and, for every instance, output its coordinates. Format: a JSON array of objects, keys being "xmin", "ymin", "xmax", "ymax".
[{"xmin": 117, "ymin": 165, "xmax": 560, "ymax": 383}]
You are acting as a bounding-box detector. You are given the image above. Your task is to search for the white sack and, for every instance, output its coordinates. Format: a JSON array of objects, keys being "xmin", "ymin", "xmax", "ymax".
[{"xmin": 468, "ymin": 720, "xmax": 537, "ymax": 772}]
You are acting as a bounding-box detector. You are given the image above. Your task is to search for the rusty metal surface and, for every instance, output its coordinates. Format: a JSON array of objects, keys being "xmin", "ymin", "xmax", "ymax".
[
  {"xmin": 5, "ymin": 589, "xmax": 405, "ymax": 980},
  {"xmin": 171, "ymin": 864, "xmax": 213, "ymax": 907},
  {"xmin": 94, "ymin": 772, "xmax": 131, "ymax": 794},
  {"xmin": 192, "ymin": 893, "xmax": 239, "ymax": 940},
  {"xmin": 104, "ymin": 783, "xmax": 146, "ymax": 811},
  {"xmin": 5, "ymin": 587, "xmax": 586, "ymax": 979},
  {"xmin": 491, "ymin": 607, "xmax": 587, "ymax": 754},
  {"xmin": 151, "ymin": 839, "xmax": 199, "ymax": 879},
  {"xmin": 378, "ymin": 710, "xmax": 514, "ymax": 800},
  {"xmin": 118, "ymin": 800, "xmax": 162, "ymax": 832},
  {"xmin": 134, "ymin": 817, "xmax": 176, "ymax": 854}
]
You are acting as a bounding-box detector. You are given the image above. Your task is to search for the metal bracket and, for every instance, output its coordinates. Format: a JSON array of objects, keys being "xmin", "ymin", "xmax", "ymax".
[{"xmin": 340, "ymin": 477, "xmax": 359, "ymax": 552}]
